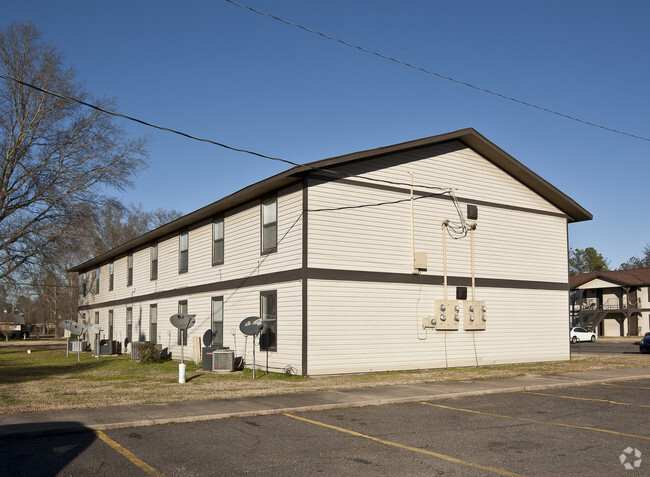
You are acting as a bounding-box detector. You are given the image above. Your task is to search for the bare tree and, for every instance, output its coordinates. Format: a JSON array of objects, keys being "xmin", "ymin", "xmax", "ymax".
[
  {"xmin": 21, "ymin": 200, "xmax": 182, "ymax": 330},
  {"xmin": 73, "ymin": 200, "xmax": 183, "ymax": 257},
  {"xmin": 0, "ymin": 22, "xmax": 147, "ymax": 281}
]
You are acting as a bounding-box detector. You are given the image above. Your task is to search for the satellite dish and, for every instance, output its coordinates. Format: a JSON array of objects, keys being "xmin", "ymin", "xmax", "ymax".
[
  {"xmin": 69, "ymin": 322, "xmax": 87, "ymax": 336},
  {"xmin": 239, "ymin": 316, "xmax": 262, "ymax": 336},
  {"xmin": 90, "ymin": 324, "xmax": 103, "ymax": 334},
  {"xmin": 170, "ymin": 314, "xmax": 196, "ymax": 331},
  {"xmin": 59, "ymin": 320, "xmax": 74, "ymax": 331},
  {"xmin": 202, "ymin": 329, "xmax": 213, "ymax": 347}
]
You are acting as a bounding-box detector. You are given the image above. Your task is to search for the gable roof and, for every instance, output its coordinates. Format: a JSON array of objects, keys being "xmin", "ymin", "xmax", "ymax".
[
  {"xmin": 570, "ymin": 268, "xmax": 650, "ymax": 289},
  {"xmin": 0, "ymin": 313, "xmax": 25, "ymax": 325},
  {"xmin": 70, "ymin": 128, "xmax": 592, "ymax": 273}
]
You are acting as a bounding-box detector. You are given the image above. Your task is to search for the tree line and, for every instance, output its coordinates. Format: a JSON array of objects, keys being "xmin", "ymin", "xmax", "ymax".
[
  {"xmin": 0, "ymin": 22, "xmax": 180, "ymax": 334},
  {"xmin": 570, "ymin": 245, "xmax": 650, "ymax": 276}
]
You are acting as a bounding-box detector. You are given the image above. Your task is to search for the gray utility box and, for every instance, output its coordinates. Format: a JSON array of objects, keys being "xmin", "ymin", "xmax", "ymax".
[
  {"xmin": 68, "ymin": 340, "xmax": 88, "ymax": 352},
  {"xmin": 100, "ymin": 339, "xmax": 118, "ymax": 355},
  {"xmin": 212, "ymin": 348, "xmax": 235, "ymax": 372}
]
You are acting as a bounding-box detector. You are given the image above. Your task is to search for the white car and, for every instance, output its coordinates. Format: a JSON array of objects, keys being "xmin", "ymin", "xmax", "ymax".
[{"xmin": 570, "ymin": 327, "xmax": 596, "ymax": 343}]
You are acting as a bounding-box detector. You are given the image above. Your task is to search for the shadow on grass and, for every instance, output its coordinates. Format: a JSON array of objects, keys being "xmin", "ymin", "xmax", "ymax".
[{"xmin": 0, "ymin": 347, "xmax": 130, "ymax": 385}]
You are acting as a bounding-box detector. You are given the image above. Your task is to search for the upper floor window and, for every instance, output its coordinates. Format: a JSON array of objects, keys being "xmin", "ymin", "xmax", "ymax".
[
  {"xmin": 261, "ymin": 197, "xmax": 277, "ymax": 254},
  {"xmin": 81, "ymin": 273, "xmax": 87, "ymax": 296},
  {"xmin": 109, "ymin": 262, "xmax": 114, "ymax": 291},
  {"xmin": 94, "ymin": 268, "xmax": 100, "ymax": 293},
  {"xmin": 127, "ymin": 254, "xmax": 133, "ymax": 286},
  {"xmin": 212, "ymin": 218, "xmax": 224, "ymax": 266},
  {"xmin": 179, "ymin": 232, "xmax": 189, "ymax": 273},
  {"xmin": 150, "ymin": 244, "xmax": 158, "ymax": 281}
]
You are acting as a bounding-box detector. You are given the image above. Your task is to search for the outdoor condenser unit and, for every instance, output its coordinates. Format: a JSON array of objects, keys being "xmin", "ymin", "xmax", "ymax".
[
  {"xmin": 212, "ymin": 348, "xmax": 235, "ymax": 372},
  {"xmin": 202, "ymin": 346, "xmax": 220, "ymax": 370},
  {"xmin": 68, "ymin": 340, "xmax": 88, "ymax": 352},
  {"xmin": 100, "ymin": 339, "xmax": 117, "ymax": 355},
  {"xmin": 131, "ymin": 342, "xmax": 144, "ymax": 360}
]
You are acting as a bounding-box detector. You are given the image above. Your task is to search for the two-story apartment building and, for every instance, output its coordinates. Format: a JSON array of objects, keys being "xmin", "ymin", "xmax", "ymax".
[
  {"xmin": 71, "ymin": 128, "xmax": 591, "ymax": 375},
  {"xmin": 570, "ymin": 269, "xmax": 650, "ymax": 336}
]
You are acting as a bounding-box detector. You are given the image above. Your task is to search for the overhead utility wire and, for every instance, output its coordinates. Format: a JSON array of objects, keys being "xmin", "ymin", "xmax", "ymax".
[
  {"xmin": 226, "ymin": 0, "xmax": 650, "ymax": 144},
  {"xmin": 0, "ymin": 73, "xmax": 446, "ymax": 193}
]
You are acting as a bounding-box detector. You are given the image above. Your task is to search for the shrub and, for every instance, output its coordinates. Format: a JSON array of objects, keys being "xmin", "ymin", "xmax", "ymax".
[{"xmin": 137, "ymin": 342, "xmax": 165, "ymax": 363}]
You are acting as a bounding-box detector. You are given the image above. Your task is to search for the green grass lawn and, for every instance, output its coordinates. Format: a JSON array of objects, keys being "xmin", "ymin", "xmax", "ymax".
[{"xmin": 0, "ymin": 341, "xmax": 647, "ymax": 414}]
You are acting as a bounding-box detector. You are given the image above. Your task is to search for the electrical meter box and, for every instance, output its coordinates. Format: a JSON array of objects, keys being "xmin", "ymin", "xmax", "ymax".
[
  {"xmin": 463, "ymin": 301, "xmax": 487, "ymax": 330},
  {"xmin": 434, "ymin": 299, "xmax": 460, "ymax": 330}
]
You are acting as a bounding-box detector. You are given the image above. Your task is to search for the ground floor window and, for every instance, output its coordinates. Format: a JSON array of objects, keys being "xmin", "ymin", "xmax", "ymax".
[
  {"xmin": 126, "ymin": 307, "xmax": 133, "ymax": 342},
  {"xmin": 260, "ymin": 290, "xmax": 277, "ymax": 351},
  {"xmin": 211, "ymin": 297, "xmax": 223, "ymax": 346},
  {"xmin": 149, "ymin": 304, "xmax": 157, "ymax": 344},
  {"xmin": 108, "ymin": 310, "xmax": 113, "ymax": 341},
  {"xmin": 178, "ymin": 300, "xmax": 188, "ymax": 345}
]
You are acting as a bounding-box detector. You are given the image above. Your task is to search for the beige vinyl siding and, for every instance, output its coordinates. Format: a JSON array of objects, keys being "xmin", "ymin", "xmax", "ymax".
[
  {"xmin": 81, "ymin": 184, "xmax": 303, "ymax": 307},
  {"xmin": 86, "ymin": 284, "xmax": 303, "ymax": 373},
  {"xmin": 602, "ymin": 319, "xmax": 621, "ymax": 336},
  {"xmin": 305, "ymin": 141, "xmax": 569, "ymax": 374},
  {"xmin": 307, "ymin": 280, "xmax": 568, "ymax": 375},
  {"xmin": 332, "ymin": 142, "xmax": 563, "ymax": 214},
  {"xmin": 308, "ymin": 177, "xmax": 568, "ymax": 283},
  {"xmin": 578, "ymin": 278, "xmax": 621, "ymax": 289}
]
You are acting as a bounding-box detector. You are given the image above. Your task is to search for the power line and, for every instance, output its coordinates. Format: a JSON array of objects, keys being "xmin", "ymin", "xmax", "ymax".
[
  {"xmin": 0, "ymin": 73, "xmax": 448, "ymax": 193},
  {"xmin": 0, "ymin": 74, "xmax": 296, "ymax": 168},
  {"xmin": 226, "ymin": 0, "xmax": 650, "ymax": 143}
]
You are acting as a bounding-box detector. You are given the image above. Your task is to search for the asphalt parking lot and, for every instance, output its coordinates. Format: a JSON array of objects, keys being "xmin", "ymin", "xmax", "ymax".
[
  {"xmin": 3, "ymin": 378, "xmax": 649, "ymax": 476},
  {"xmin": 570, "ymin": 340, "xmax": 641, "ymax": 354}
]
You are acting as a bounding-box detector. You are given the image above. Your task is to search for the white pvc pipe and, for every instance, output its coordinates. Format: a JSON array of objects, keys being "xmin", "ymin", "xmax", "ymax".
[
  {"xmin": 179, "ymin": 363, "xmax": 186, "ymax": 384},
  {"xmin": 410, "ymin": 173, "xmax": 415, "ymax": 273},
  {"xmin": 470, "ymin": 227, "xmax": 476, "ymax": 301},
  {"xmin": 442, "ymin": 221, "xmax": 448, "ymax": 300}
]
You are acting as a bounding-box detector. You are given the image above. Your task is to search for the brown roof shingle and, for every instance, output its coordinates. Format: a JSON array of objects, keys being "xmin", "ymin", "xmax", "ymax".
[{"xmin": 570, "ymin": 268, "xmax": 650, "ymax": 288}]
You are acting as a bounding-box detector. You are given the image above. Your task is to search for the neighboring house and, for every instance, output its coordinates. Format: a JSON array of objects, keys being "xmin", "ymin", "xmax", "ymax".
[
  {"xmin": 70, "ymin": 128, "xmax": 591, "ymax": 375},
  {"xmin": 0, "ymin": 312, "xmax": 27, "ymax": 338},
  {"xmin": 570, "ymin": 269, "xmax": 650, "ymax": 336}
]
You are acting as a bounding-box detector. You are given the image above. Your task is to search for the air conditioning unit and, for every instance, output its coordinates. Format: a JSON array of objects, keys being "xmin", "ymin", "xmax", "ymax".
[
  {"xmin": 100, "ymin": 339, "xmax": 117, "ymax": 355},
  {"xmin": 202, "ymin": 346, "xmax": 219, "ymax": 370},
  {"xmin": 212, "ymin": 348, "xmax": 235, "ymax": 372},
  {"xmin": 68, "ymin": 340, "xmax": 88, "ymax": 352},
  {"xmin": 131, "ymin": 341, "xmax": 145, "ymax": 360}
]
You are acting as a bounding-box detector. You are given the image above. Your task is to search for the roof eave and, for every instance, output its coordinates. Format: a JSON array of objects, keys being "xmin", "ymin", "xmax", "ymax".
[{"xmin": 70, "ymin": 128, "xmax": 591, "ymax": 273}]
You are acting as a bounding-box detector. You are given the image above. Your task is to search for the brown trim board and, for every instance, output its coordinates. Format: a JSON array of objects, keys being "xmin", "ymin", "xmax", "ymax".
[
  {"xmin": 79, "ymin": 267, "xmax": 568, "ymax": 311},
  {"xmin": 301, "ymin": 178, "xmax": 309, "ymax": 376}
]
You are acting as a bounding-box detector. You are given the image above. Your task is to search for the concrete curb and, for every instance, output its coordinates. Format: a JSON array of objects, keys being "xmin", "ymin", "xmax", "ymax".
[{"xmin": 3, "ymin": 371, "xmax": 649, "ymax": 439}]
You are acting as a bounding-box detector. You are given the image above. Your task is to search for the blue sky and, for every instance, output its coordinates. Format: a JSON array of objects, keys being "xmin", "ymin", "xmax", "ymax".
[{"xmin": 4, "ymin": 1, "xmax": 649, "ymax": 268}]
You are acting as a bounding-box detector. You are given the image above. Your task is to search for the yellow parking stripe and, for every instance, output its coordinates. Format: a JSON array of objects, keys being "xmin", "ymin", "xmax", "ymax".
[
  {"xmin": 523, "ymin": 390, "xmax": 650, "ymax": 408},
  {"xmin": 602, "ymin": 382, "xmax": 650, "ymax": 391},
  {"xmin": 285, "ymin": 413, "xmax": 523, "ymax": 476},
  {"xmin": 95, "ymin": 430, "xmax": 165, "ymax": 477},
  {"xmin": 420, "ymin": 402, "xmax": 650, "ymax": 441}
]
